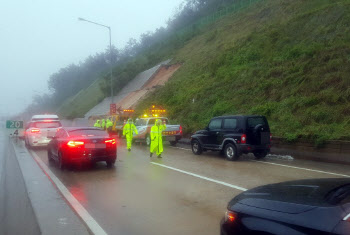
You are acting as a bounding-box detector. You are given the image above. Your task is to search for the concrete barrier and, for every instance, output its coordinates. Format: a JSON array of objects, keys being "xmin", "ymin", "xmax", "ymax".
[
  {"xmin": 0, "ymin": 136, "xmax": 90, "ymax": 235},
  {"xmin": 271, "ymin": 137, "xmax": 350, "ymax": 164}
]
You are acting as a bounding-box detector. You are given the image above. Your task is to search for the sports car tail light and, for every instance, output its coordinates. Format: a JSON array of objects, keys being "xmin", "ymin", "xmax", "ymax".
[
  {"xmin": 31, "ymin": 128, "xmax": 40, "ymax": 133},
  {"xmin": 241, "ymin": 134, "xmax": 247, "ymax": 144},
  {"xmin": 225, "ymin": 210, "xmax": 237, "ymax": 223},
  {"xmin": 105, "ymin": 138, "xmax": 116, "ymax": 145},
  {"xmin": 67, "ymin": 141, "xmax": 85, "ymax": 147}
]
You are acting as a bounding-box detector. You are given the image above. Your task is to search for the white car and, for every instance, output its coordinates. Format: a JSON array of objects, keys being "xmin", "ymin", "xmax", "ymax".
[
  {"xmin": 31, "ymin": 114, "xmax": 59, "ymax": 122},
  {"xmin": 25, "ymin": 120, "xmax": 62, "ymax": 148}
]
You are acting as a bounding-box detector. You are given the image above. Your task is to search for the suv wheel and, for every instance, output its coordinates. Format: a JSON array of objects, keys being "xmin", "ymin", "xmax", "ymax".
[
  {"xmin": 254, "ymin": 151, "xmax": 267, "ymax": 159},
  {"xmin": 145, "ymin": 134, "xmax": 151, "ymax": 146},
  {"xmin": 224, "ymin": 143, "xmax": 239, "ymax": 161},
  {"xmin": 191, "ymin": 140, "xmax": 202, "ymax": 155}
]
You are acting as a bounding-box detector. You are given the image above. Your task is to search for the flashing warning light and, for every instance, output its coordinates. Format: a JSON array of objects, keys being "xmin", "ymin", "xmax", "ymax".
[
  {"xmin": 123, "ymin": 109, "xmax": 135, "ymax": 113},
  {"xmin": 67, "ymin": 141, "xmax": 84, "ymax": 147}
]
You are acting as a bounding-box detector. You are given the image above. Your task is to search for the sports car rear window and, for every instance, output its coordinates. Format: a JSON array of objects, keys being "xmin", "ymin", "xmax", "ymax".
[{"xmin": 68, "ymin": 129, "xmax": 108, "ymax": 137}]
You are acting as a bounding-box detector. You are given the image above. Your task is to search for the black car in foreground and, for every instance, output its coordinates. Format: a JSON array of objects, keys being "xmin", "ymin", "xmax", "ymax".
[
  {"xmin": 221, "ymin": 178, "xmax": 350, "ymax": 235},
  {"xmin": 48, "ymin": 127, "xmax": 117, "ymax": 169},
  {"xmin": 191, "ymin": 115, "xmax": 271, "ymax": 160}
]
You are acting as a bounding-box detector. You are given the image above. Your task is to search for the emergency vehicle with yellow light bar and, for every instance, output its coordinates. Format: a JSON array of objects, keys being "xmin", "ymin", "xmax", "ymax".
[{"xmin": 133, "ymin": 117, "xmax": 182, "ymax": 146}]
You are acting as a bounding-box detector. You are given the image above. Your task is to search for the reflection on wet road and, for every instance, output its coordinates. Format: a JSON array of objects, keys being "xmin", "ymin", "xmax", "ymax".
[{"xmin": 31, "ymin": 140, "xmax": 349, "ymax": 235}]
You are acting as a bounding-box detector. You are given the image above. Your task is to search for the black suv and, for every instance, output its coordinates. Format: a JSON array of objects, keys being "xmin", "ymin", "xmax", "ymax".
[{"xmin": 191, "ymin": 115, "xmax": 271, "ymax": 161}]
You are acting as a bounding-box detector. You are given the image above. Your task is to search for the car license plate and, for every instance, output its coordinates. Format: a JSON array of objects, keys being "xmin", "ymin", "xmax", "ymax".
[
  {"xmin": 164, "ymin": 131, "xmax": 176, "ymax": 135},
  {"xmin": 85, "ymin": 143, "xmax": 106, "ymax": 149}
]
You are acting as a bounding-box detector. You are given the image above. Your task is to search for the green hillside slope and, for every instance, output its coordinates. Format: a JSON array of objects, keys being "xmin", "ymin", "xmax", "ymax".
[
  {"xmin": 56, "ymin": 79, "xmax": 105, "ymax": 118},
  {"xmin": 136, "ymin": 0, "xmax": 350, "ymax": 144}
]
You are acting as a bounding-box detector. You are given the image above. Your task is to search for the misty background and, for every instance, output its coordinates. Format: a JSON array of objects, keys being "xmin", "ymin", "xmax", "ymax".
[{"xmin": 0, "ymin": 0, "xmax": 183, "ymax": 116}]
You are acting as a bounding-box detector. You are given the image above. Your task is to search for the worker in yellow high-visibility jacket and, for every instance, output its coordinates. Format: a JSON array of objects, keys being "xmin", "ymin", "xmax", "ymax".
[
  {"xmin": 94, "ymin": 119, "xmax": 101, "ymax": 128},
  {"xmin": 150, "ymin": 119, "xmax": 166, "ymax": 158},
  {"xmin": 123, "ymin": 118, "xmax": 138, "ymax": 151},
  {"xmin": 101, "ymin": 119, "xmax": 106, "ymax": 130}
]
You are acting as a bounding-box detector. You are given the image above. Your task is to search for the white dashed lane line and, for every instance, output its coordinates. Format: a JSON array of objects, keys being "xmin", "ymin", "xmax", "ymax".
[
  {"xmin": 252, "ymin": 160, "xmax": 350, "ymax": 178},
  {"xmin": 150, "ymin": 162, "xmax": 247, "ymax": 191}
]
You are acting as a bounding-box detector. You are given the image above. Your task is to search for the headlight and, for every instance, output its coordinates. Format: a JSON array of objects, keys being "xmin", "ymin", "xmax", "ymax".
[{"xmin": 224, "ymin": 210, "xmax": 237, "ymax": 223}]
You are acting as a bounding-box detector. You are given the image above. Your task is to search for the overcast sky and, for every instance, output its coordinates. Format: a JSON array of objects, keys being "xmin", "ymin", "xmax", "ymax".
[{"xmin": 0, "ymin": 0, "xmax": 183, "ymax": 116}]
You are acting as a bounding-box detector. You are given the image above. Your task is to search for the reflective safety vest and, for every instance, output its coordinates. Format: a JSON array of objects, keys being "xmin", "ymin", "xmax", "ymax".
[
  {"xmin": 94, "ymin": 120, "xmax": 101, "ymax": 128},
  {"xmin": 123, "ymin": 121, "xmax": 138, "ymax": 138},
  {"xmin": 150, "ymin": 120, "xmax": 166, "ymax": 153}
]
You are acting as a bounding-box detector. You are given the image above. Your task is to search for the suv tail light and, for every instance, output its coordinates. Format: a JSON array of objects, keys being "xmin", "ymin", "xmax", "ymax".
[
  {"xmin": 241, "ymin": 134, "xmax": 247, "ymax": 144},
  {"xmin": 67, "ymin": 141, "xmax": 84, "ymax": 147},
  {"xmin": 179, "ymin": 126, "xmax": 183, "ymax": 135},
  {"xmin": 31, "ymin": 128, "xmax": 40, "ymax": 133}
]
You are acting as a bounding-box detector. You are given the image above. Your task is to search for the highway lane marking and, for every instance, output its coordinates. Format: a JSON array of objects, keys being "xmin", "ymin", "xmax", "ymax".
[
  {"xmin": 30, "ymin": 151, "xmax": 108, "ymax": 235},
  {"xmin": 151, "ymin": 162, "xmax": 247, "ymax": 191},
  {"xmin": 252, "ymin": 160, "xmax": 350, "ymax": 178}
]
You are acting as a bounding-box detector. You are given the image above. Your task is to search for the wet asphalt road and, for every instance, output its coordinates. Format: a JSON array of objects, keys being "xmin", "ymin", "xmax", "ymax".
[{"xmin": 31, "ymin": 140, "xmax": 350, "ymax": 235}]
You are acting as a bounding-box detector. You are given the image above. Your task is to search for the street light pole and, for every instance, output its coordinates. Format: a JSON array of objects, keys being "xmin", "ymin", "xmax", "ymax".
[{"xmin": 78, "ymin": 17, "xmax": 114, "ymax": 104}]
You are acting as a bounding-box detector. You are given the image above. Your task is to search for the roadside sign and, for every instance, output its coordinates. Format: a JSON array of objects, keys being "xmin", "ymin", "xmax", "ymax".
[
  {"xmin": 6, "ymin": 120, "xmax": 24, "ymax": 129},
  {"xmin": 110, "ymin": 104, "xmax": 117, "ymax": 115}
]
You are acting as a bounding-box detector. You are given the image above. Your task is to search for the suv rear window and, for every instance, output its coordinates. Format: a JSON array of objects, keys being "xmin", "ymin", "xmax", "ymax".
[
  {"xmin": 68, "ymin": 129, "xmax": 108, "ymax": 137},
  {"xmin": 30, "ymin": 122, "xmax": 62, "ymax": 129},
  {"xmin": 247, "ymin": 117, "xmax": 268, "ymax": 128}
]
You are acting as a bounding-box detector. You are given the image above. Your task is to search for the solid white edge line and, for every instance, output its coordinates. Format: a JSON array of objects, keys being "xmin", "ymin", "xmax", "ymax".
[
  {"xmin": 151, "ymin": 162, "xmax": 247, "ymax": 191},
  {"xmin": 30, "ymin": 150, "xmax": 108, "ymax": 235},
  {"xmin": 251, "ymin": 160, "xmax": 350, "ymax": 178}
]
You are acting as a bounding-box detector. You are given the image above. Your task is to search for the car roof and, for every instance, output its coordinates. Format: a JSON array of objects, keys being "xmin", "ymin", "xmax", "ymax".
[
  {"xmin": 31, "ymin": 114, "xmax": 59, "ymax": 120},
  {"xmin": 213, "ymin": 115, "xmax": 265, "ymax": 119}
]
